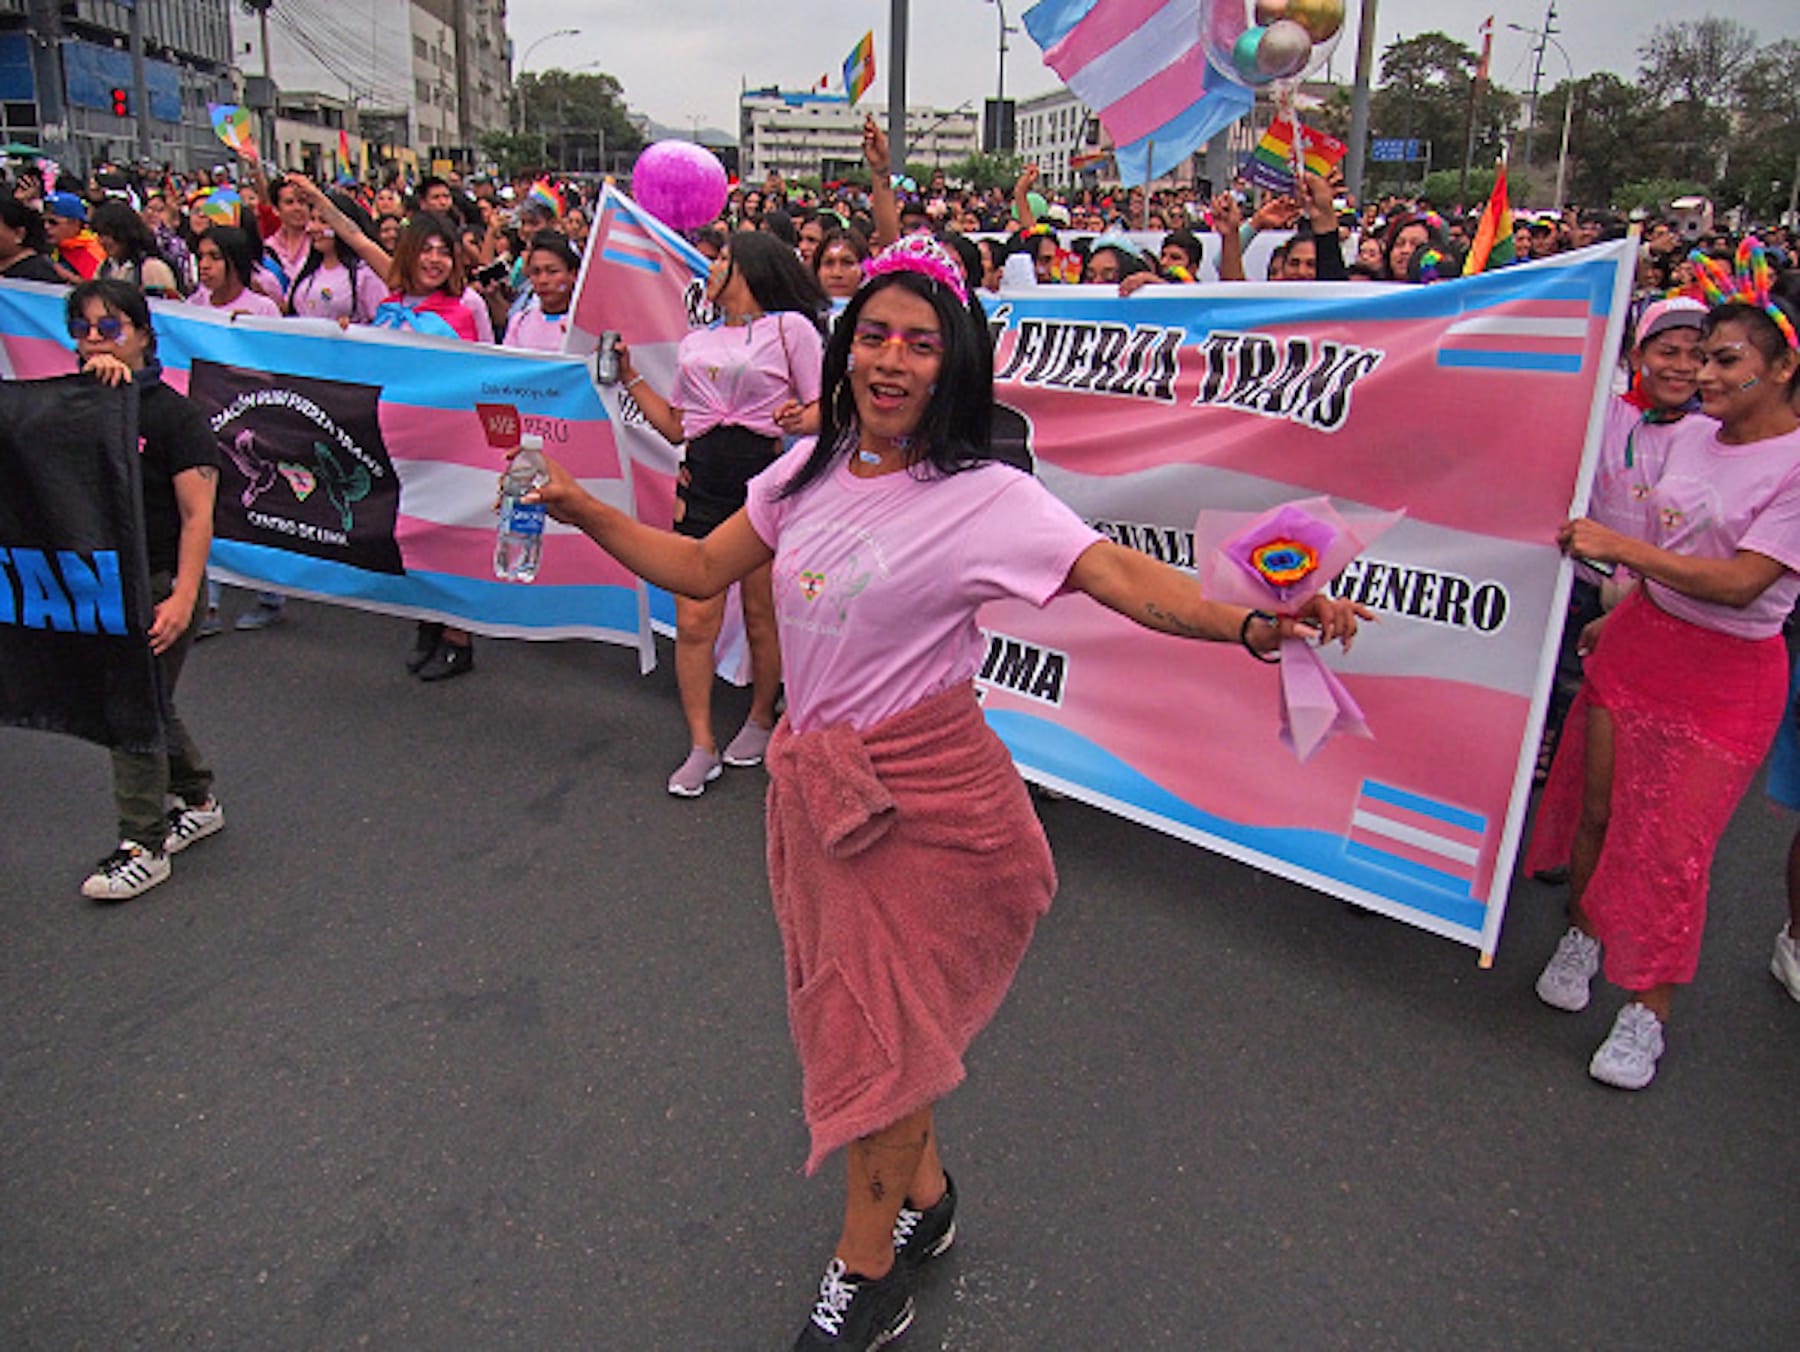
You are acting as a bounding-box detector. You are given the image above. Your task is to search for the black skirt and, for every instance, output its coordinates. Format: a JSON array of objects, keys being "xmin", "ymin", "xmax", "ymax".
[{"xmin": 674, "ymin": 424, "xmax": 782, "ymax": 538}]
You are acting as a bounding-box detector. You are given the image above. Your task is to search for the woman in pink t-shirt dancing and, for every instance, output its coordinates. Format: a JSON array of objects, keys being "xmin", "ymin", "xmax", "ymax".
[
  {"xmin": 1529, "ymin": 273, "xmax": 1800, "ymax": 1092},
  {"xmin": 519, "ymin": 237, "xmax": 1366, "ymax": 1349},
  {"xmin": 615, "ymin": 232, "xmax": 828, "ymax": 796}
]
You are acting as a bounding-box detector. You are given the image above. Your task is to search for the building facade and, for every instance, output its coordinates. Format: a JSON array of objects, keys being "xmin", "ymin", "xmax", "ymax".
[
  {"xmin": 0, "ymin": 0, "xmax": 237, "ymax": 172},
  {"xmin": 740, "ymin": 88, "xmax": 979, "ymax": 183},
  {"xmin": 1015, "ymin": 87, "xmax": 1097, "ymax": 187}
]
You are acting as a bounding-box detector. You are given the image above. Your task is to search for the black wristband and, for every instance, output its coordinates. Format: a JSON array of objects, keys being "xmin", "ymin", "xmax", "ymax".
[{"xmin": 1240, "ymin": 609, "xmax": 1281, "ymax": 663}]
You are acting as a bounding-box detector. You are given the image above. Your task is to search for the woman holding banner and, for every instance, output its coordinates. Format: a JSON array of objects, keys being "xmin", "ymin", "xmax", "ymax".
[
  {"xmin": 67, "ymin": 279, "xmax": 225, "ymax": 899},
  {"xmin": 517, "ymin": 237, "xmax": 1367, "ymax": 1349},
  {"xmin": 1530, "ymin": 262, "xmax": 1800, "ymax": 1091}
]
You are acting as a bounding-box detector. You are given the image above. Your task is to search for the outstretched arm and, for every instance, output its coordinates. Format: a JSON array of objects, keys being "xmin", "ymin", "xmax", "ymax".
[
  {"xmin": 288, "ymin": 173, "xmax": 392, "ymax": 276},
  {"xmin": 525, "ymin": 450, "xmax": 771, "ymax": 599},
  {"xmin": 1066, "ymin": 540, "xmax": 1367, "ymax": 653}
]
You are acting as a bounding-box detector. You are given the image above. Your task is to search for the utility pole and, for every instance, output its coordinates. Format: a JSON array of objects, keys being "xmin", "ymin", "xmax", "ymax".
[
  {"xmin": 888, "ymin": 0, "xmax": 908, "ymax": 172},
  {"xmin": 127, "ymin": 0, "xmax": 151, "ymax": 162},
  {"xmin": 1344, "ymin": 0, "xmax": 1379, "ymax": 207},
  {"xmin": 1520, "ymin": 1, "xmax": 1556, "ymax": 184}
]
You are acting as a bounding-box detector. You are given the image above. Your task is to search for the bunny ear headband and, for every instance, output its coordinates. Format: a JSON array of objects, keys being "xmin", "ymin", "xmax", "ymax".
[{"xmin": 1678, "ymin": 236, "xmax": 1798, "ymax": 351}]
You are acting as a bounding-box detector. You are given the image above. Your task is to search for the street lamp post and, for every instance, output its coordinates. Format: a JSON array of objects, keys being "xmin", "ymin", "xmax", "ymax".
[
  {"xmin": 514, "ymin": 28, "xmax": 580, "ymax": 135},
  {"xmin": 983, "ymin": 0, "xmax": 1019, "ymax": 153},
  {"xmin": 1508, "ymin": 20, "xmax": 1574, "ymax": 209}
]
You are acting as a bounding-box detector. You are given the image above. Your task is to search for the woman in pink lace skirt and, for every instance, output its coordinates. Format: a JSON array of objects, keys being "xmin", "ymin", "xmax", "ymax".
[{"xmin": 1527, "ymin": 282, "xmax": 1800, "ymax": 1090}]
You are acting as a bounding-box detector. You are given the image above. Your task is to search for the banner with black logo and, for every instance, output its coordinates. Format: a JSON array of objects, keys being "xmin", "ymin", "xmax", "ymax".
[
  {"xmin": 0, "ymin": 376, "xmax": 163, "ymax": 752},
  {"xmin": 187, "ymin": 359, "xmax": 405, "ymax": 575}
]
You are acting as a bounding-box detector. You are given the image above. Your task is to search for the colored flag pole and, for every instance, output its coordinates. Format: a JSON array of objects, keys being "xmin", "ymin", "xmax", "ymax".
[{"xmin": 1459, "ymin": 15, "xmax": 1493, "ymax": 208}]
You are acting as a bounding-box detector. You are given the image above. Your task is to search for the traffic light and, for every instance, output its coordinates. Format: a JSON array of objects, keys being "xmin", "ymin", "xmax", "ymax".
[{"xmin": 109, "ymin": 87, "xmax": 128, "ymax": 117}]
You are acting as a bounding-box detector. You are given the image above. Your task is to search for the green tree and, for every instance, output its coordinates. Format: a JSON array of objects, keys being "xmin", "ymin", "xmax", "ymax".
[
  {"xmin": 1534, "ymin": 74, "xmax": 1659, "ymax": 209},
  {"xmin": 1370, "ymin": 32, "xmax": 1516, "ymax": 195},
  {"xmin": 1636, "ymin": 18, "xmax": 1757, "ymax": 106},
  {"xmin": 517, "ymin": 69, "xmax": 645, "ymax": 176},
  {"xmin": 479, "ymin": 131, "xmax": 548, "ymax": 181},
  {"xmin": 1717, "ymin": 39, "xmax": 1800, "ymax": 220}
]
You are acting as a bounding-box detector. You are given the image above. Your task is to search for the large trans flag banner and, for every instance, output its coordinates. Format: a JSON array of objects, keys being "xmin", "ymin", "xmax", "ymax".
[
  {"xmin": 581, "ymin": 207, "xmax": 1635, "ymax": 958},
  {"xmin": 0, "ymin": 281, "xmax": 652, "ymax": 665},
  {"xmin": 977, "ymin": 242, "xmax": 1634, "ymax": 956}
]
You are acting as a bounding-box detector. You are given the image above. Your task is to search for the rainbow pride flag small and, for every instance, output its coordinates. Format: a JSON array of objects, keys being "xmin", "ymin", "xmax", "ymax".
[
  {"xmin": 196, "ymin": 188, "xmax": 242, "ymax": 226},
  {"xmin": 528, "ymin": 181, "xmax": 565, "ymax": 217},
  {"xmin": 208, "ymin": 104, "xmax": 258, "ymax": 161},
  {"xmin": 338, "ymin": 130, "xmax": 352, "ymax": 170},
  {"xmin": 1242, "ymin": 118, "xmax": 1345, "ymax": 195},
  {"xmin": 1462, "ymin": 161, "xmax": 1516, "ymax": 274},
  {"xmin": 843, "ymin": 31, "xmax": 876, "ymax": 105}
]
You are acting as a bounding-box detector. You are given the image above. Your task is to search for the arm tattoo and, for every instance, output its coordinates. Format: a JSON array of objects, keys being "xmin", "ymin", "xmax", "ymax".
[{"xmin": 1143, "ymin": 600, "xmax": 1208, "ymax": 638}]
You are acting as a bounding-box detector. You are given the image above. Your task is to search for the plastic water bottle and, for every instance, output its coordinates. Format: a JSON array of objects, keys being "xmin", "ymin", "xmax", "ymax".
[{"xmin": 495, "ymin": 433, "xmax": 548, "ymax": 583}]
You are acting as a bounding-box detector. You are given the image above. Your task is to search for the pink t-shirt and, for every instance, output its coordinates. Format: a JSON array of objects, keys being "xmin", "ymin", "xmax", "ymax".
[
  {"xmin": 1640, "ymin": 420, "xmax": 1800, "ymax": 638},
  {"xmin": 1589, "ymin": 396, "xmax": 1710, "ymax": 540},
  {"xmin": 675, "ymin": 312, "xmax": 823, "ymax": 440},
  {"xmin": 288, "ymin": 260, "xmax": 388, "ymax": 324},
  {"xmin": 502, "ymin": 297, "xmax": 570, "ymax": 352},
  {"xmin": 745, "ymin": 441, "xmax": 1104, "ymax": 733},
  {"xmin": 186, "ymin": 285, "xmax": 283, "ymax": 319},
  {"xmin": 462, "ymin": 287, "xmax": 496, "ymax": 345}
]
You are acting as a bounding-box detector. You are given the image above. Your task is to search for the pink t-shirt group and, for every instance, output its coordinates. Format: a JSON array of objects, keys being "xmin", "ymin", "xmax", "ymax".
[
  {"xmin": 746, "ymin": 441, "xmax": 1104, "ymax": 734},
  {"xmin": 185, "ymin": 285, "xmax": 283, "ymax": 319},
  {"xmin": 501, "ymin": 297, "xmax": 571, "ymax": 352},
  {"xmin": 1636, "ymin": 421, "xmax": 1800, "ymax": 639},
  {"xmin": 674, "ymin": 313, "xmax": 823, "ymax": 440},
  {"xmin": 288, "ymin": 260, "xmax": 389, "ymax": 324}
]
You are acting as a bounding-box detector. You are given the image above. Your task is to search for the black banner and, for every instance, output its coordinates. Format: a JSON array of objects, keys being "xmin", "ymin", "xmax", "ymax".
[
  {"xmin": 187, "ymin": 359, "xmax": 405, "ymax": 575},
  {"xmin": 0, "ymin": 376, "xmax": 163, "ymax": 752}
]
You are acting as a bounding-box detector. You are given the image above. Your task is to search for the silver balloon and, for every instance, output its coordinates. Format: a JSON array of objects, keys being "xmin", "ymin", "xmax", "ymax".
[{"xmin": 1255, "ymin": 18, "xmax": 1314, "ymax": 80}]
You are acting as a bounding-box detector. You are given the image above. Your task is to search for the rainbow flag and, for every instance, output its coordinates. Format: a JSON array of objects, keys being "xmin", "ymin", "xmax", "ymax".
[
  {"xmin": 208, "ymin": 104, "xmax": 258, "ymax": 161},
  {"xmin": 1462, "ymin": 161, "xmax": 1516, "ymax": 274},
  {"xmin": 843, "ymin": 31, "xmax": 876, "ymax": 105},
  {"xmin": 338, "ymin": 130, "xmax": 352, "ymax": 170},
  {"xmin": 1242, "ymin": 118, "xmax": 1346, "ymax": 195},
  {"xmin": 196, "ymin": 188, "xmax": 242, "ymax": 227},
  {"xmin": 528, "ymin": 181, "xmax": 565, "ymax": 217}
]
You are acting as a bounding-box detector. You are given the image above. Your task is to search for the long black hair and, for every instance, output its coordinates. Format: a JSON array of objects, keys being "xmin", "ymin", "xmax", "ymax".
[
  {"xmin": 90, "ymin": 198, "xmax": 168, "ymax": 270},
  {"xmin": 777, "ymin": 269, "xmax": 993, "ymax": 500},
  {"xmin": 0, "ymin": 196, "xmax": 48, "ymax": 252},
  {"xmin": 719, "ymin": 230, "xmax": 828, "ymax": 333},
  {"xmin": 290, "ymin": 191, "xmax": 375, "ymax": 316},
  {"xmin": 195, "ymin": 225, "xmax": 259, "ymax": 293}
]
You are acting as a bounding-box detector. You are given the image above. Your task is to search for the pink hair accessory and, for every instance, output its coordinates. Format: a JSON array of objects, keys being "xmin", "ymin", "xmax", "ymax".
[{"xmin": 862, "ymin": 234, "xmax": 969, "ymax": 305}]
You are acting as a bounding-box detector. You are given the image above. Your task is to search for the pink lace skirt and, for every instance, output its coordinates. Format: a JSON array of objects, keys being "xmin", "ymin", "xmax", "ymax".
[{"xmin": 1525, "ymin": 590, "xmax": 1787, "ymax": 988}]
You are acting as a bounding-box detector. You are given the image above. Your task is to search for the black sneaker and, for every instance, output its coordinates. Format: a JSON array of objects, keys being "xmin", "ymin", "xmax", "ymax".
[
  {"xmin": 405, "ymin": 621, "xmax": 445, "ymax": 674},
  {"xmin": 892, "ymin": 1172, "xmax": 956, "ymax": 1271},
  {"xmin": 415, "ymin": 638, "xmax": 474, "ymax": 682},
  {"xmin": 792, "ymin": 1259, "xmax": 913, "ymax": 1350}
]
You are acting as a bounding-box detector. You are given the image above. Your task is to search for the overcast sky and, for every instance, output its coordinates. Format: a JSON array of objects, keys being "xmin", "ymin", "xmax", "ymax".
[{"xmin": 508, "ymin": 1, "xmax": 1799, "ymax": 137}]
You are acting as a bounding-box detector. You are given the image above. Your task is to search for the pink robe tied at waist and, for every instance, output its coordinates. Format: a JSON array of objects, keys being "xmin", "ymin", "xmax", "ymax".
[{"xmin": 765, "ymin": 682, "xmax": 1056, "ymax": 1174}]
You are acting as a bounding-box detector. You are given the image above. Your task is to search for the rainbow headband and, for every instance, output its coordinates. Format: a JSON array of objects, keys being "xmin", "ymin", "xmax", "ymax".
[
  {"xmin": 1683, "ymin": 236, "xmax": 1798, "ymax": 351},
  {"xmin": 862, "ymin": 234, "xmax": 968, "ymax": 305}
]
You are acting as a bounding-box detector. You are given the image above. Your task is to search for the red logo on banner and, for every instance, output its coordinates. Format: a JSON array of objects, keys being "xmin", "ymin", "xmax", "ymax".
[{"xmin": 475, "ymin": 403, "xmax": 521, "ymax": 449}]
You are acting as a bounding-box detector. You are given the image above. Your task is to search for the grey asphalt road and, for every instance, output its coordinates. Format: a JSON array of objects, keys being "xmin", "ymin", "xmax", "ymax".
[{"xmin": 2, "ymin": 596, "xmax": 1795, "ymax": 1350}]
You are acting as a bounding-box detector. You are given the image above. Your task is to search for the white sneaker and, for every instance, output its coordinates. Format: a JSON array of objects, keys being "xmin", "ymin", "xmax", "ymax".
[
  {"xmin": 1772, "ymin": 929, "xmax": 1800, "ymax": 1003},
  {"xmin": 1589, "ymin": 1003, "xmax": 1665, "ymax": 1090},
  {"xmin": 666, "ymin": 747, "xmax": 722, "ymax": 798},
  {"xmin": 81, "ymin": 841, "xmax": 171, "ymax": 900},
  {"xmin": 1536, "ymin": 927, "xmax": 1602, "ymax": 1011},
  {"xmin": 163, "ymin": 797, "xmax": 224, "ymax": 854}
]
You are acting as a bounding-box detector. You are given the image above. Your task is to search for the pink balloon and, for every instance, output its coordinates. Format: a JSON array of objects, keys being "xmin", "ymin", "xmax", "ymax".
[{"xmin": 631, "ymin": 140, "xmax": 729, "ymax": 231}]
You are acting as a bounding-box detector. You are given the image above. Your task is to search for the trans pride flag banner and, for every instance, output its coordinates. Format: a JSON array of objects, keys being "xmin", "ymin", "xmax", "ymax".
[
  {"xmin": 977, "ymin": 241, "xmax": 1635, "ymax": 956},
  {"xmin": 0, "ymin": 281, "xmax": 652, "ymax": 663},
  {"xmin": 575, "ymin": 206, "xmax": 1637, "ymax": 957}
]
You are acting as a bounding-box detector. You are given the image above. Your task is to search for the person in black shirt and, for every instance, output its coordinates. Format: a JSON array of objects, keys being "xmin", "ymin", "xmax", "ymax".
[
  {"xmin": 67, "ymin": 279, "xmax": 226, "ymax": 900},
  {"xmin": 0, "ymin": 197, "xmax": 65, "ymax": 283}
]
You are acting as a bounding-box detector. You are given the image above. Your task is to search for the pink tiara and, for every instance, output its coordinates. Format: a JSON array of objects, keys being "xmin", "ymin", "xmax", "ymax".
[{"xmin": 862, "ymin": 234, "xmax": 968, "ymax": 305}]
